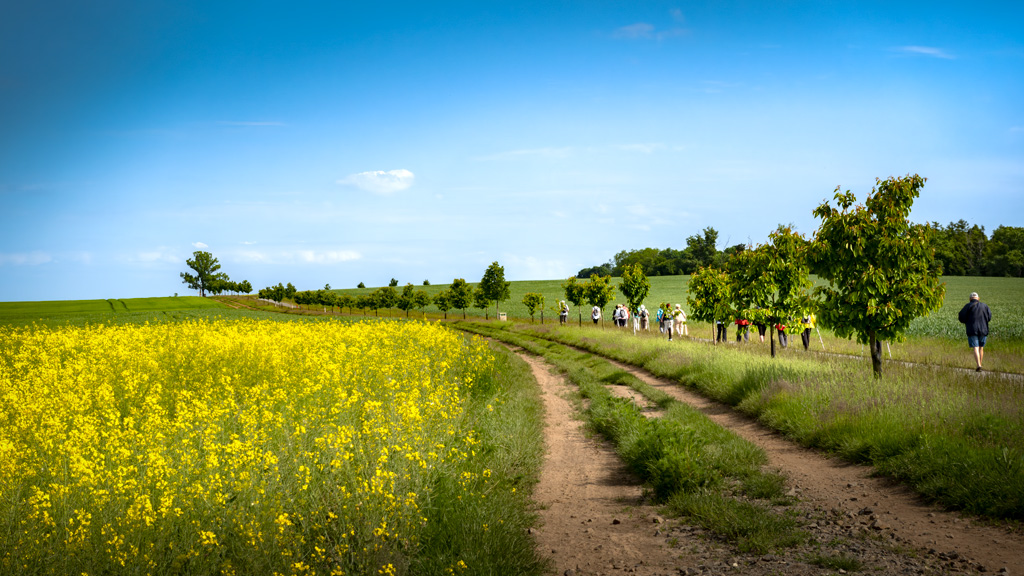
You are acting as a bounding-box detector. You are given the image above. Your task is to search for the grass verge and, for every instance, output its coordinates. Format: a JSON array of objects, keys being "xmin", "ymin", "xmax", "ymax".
[
  {"xmin": 456, "ymin": 321, "xmax": 807, "ymax": 554},
  {"xmin": 506, "ymin": 322, "xmax": 1024, "ymax": 522}
]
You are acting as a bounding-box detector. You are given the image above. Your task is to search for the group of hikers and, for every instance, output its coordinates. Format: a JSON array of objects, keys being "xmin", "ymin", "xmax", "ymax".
[
  {"xmin": 556, "ymin": 300, "xmax": 820, "ymax": 350},
  {"xmin": 555, "ymin": 291, "xmax": 993, "ymax": 370}
]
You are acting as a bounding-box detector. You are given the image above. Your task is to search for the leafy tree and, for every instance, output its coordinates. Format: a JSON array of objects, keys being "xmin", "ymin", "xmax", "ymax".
[
  {"xmin": 285, "ymin": 283, "xmax": 297, "ymax": 299},
  {"xmin": 259, "ymin": 282, "xmax": 288, "ymax": 303},
  {"xmin": 238, "ymin": 280, "xmax": 252, "ymax": 295},
  {"xmin": 423, "ymin": 279, "xmax": 430, "ymax": 286},
  {"xmin": 434, "ymin": 290, "xmax": 452, "ymax": 319},
  {"xmin": 389, "ymin": 278, "xmax": 399, "ymax": 287},
  {"xmin": 324, "ymin": 283, "xmax": 331, "ymax": 291},
  {"xmin": 584, "ymin": 274, "xmax": 616, "ymax": 325},
  {"xmin": 984, "ymin": 225, "xmax": 1024, "ymax": 277},
  {"xmin": 727, "ymin": 226, "xmax": 812, "ymax": 357},
  {"xmin": 810, "ymin": 174, "xmax": 945, "ymax": 377},
  {"xmin": 931, "ymin": 219, "xmax": 987, "ymax": 276},
  {"xmin": 448, "ymin": 278, "xmax": 473, "ymax": 319},
  {"xmin": 413, "ymin": 290, "xmax": 431, "ymax": 316},
  {"xmin": 479, "ymin": 261, "xmax": 511, "ymax": 316},
  {"xmin": 337, "ymin": 293, "xmax": 355, "ymax": 313},
  {"xmin": 576, "ymin": 262, "xmax": 613, "ymax": 278},
  {"xmin": 397, "ymin": 284, "xmax": 431, "ymax": 317},
  {"xmin": 686, "ymin": 266, "xmax": 731, "ymax": 344},
  {"xmin": 293, "ymin": 290, "xmax": 312, "ymax": 309},
  {"xmin": 686, "ymin": 227, "xmax": 720, "ymax": 270},
  {"xmin": 472, "ymin": 287, "xmax": 492, "ymax": 319},
  {"xmin": 617, "ymin": 263, "xmax": 650, "ymax": 317},
  {"xmin": 358, "ymin": 282, "xmax": 366, "ymax": 289},
  {"xmin": 522, "ymin": 292, "xmax": 545, "ymax": 322},
  {"xmin": 355, "ymin": 293, "xmax": 376, "ymax": 314},
  {"xmin": 374, "ymin": 286, "xmax": 398, "ymax": 315},
  {"xmin": 180, "ymin": 251, "xmax": 228, "ymax": 297},
  {"xmin": 562, "ymin": 276, "xmax": 586, "ymax": 325}
]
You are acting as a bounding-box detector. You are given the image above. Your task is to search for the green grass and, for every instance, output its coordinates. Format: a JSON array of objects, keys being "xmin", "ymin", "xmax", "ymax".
[
  {"xmin": 506, "ymin": 322, "xmax": 1024, "ymax": 521},
  {"xmin": 335, "ymin": 275, "xmax": 1022, "ymax": 335},
  {"xmin": 413, "ymin": 339, "xmax": 547, "ymax": 576},
  {"xmin": 456, "ymin": 321, "xmax": 808, "ymax": 554},
  {"xmin": 0, "ymin": 296, "xmax": 227, "ymax": 326}
]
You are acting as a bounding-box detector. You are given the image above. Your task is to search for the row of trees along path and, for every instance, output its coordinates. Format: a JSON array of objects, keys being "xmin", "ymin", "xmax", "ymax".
[{"xmin": 568, "ymin": 174, "xmax": 945, "ymax": 378}]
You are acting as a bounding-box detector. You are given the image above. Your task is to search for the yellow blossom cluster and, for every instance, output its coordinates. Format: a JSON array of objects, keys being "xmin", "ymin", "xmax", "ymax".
[{"xmin": 0, "ymin": 318, "xmax": 493, "ymax": 575}]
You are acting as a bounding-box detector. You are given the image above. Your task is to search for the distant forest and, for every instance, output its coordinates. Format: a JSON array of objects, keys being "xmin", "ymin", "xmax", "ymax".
[{"xmin": 576, "ymin": 222, "xmax": 1024, "ymax": 278}]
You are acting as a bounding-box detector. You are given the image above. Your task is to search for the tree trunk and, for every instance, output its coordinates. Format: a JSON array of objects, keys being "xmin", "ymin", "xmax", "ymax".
[
  {"xmin": 712, "ymin": 322, "xmax": 717, "ymax": 346},
  {"xmin": 869, "ymin": 332, "xmax": 883, "ymax": 378},
  {"xmin": 770, "ymin": 328, "xmax": 776, "ymax": 358}
]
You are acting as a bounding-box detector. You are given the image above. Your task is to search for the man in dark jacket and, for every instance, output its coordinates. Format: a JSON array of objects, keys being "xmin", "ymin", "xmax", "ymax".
[{"xmin": 958, "ymin": 292, "xmax": 992, "ymax": 371}]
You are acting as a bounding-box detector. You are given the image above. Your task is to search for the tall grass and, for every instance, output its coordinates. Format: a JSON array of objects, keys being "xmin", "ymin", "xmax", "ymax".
[{"xmin": 511, "ymin": 323, "xmax": 1024, "ymax": 520}]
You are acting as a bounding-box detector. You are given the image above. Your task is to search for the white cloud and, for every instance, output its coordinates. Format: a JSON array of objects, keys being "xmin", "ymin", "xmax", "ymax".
[
  {"xmin": 339, "ymin": 169, "xmax": 415, "ymax": 194},
  {"xmin": 612, "ymin": 21, "xmax": 687, "ymax": 40},
  {"xmin": 295, "ymin": 250, "xmax": 361, "ymax": 264},
  {"xmin": 893, "ymin": 46, "xmax": 955, "ymax": 59},
  {"xmin": 613, "ymin": 22, "xmax": 655, "ymax": 39},
  {"xmin": 192, "ymin": 241, "xmax": 208, "ymax": 249},
  {"xmin": 231, "ymin": 248, "xmax": 361, "ymax": 265},
  {"xmin": 0, "ymin": 251, "xmax": 52, "ymax": 266}
]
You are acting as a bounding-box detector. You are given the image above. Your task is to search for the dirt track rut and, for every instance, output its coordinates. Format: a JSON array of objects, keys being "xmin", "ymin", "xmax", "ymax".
[{"xmin": 517, "ymin": 348, "xmax": 1023, "ymax": 575}]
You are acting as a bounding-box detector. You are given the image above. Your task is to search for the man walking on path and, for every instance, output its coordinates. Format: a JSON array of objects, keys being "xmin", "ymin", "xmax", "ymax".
[{"xmin": 958, "ymin": 292, "xmax": 992, "ymax": 371}]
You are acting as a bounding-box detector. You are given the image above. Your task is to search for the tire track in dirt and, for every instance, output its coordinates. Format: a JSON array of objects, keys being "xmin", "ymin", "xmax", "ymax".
[{"xmin": 600, "ymin": 355, "xmax": 1024, "ymax": 573}]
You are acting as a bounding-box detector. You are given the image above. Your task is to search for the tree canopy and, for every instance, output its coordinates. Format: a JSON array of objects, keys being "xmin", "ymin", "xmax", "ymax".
[
  {"xmin": 810, "ymin": 174, "xmax": 945, "ymax": 376},
  {"xmin": 180, "ymin": 251, "xmax": 229, "ymax": 297},
  {"xmin": 479, "ymin": 261, "xmax": 511, "ymax": 315}
]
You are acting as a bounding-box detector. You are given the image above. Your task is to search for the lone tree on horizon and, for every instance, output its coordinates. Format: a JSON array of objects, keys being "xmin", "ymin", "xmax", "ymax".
[
  {"xmin": 810, "ymin": 174, "xmax": 945, "ymax": 377},
  {"xmin": 181, "ymin": 250, "xmax": 229, "ymax": 297}
]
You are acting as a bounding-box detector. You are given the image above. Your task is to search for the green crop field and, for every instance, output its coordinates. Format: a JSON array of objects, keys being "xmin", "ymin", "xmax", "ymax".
[
  {"xmin": 335, "ymin": 275, "xmax": 1023, "ymax": 341},
  {"xmin": 0, "ymin": 296, "xmax": 228, "ymax": 326}
]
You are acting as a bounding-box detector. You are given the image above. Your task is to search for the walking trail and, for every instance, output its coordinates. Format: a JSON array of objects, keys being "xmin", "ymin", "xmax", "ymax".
[{"xmin": 518, "ymin": 350, "xmax": 1023, "ymax": 575}]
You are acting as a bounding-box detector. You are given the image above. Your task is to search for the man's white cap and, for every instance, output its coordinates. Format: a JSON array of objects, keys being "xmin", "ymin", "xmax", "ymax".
[{"xmin": 970, "ymin": 292, "xmax": 979, "ymax": 300}]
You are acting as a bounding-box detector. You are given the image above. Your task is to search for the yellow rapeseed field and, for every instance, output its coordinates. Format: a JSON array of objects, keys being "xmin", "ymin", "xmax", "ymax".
[{"xmin": 0, "ymin": 318, "xmax": 495, "ymax": 575}]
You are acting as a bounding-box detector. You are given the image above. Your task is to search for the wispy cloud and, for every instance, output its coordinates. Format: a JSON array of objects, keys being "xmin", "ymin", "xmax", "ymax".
[
  {"xmin": 216, "ymin": 121, "xmax": 287, "ymax": 126},
  {"xmin": 613, "ymin": 22, "xmax": 655, "ymax": 39},
  {"xmin": 893, "ymin": 46, "xmax": 955, "ymax": 59},
  {"xmin": 338, "ymin": 169, "xmax": 415, "ymax": 194},
  {"xmin": 192, "ymin": 241, "xmax": 208, "ymax": 249},
  {"xmin": 232, "ymin": 248, "xmax": 361, "ymax": 265},
  {"xmin": 295, "ymin": 250, "xmax": 360, "ymax": 264},
  {"xmin": 0, "ymin": 251, "xmax": 52, "ymax": 266},
  {"xmin": 128, "ymin": 248, "xmax": 179, "ymax": 265},
  {"xmin": 612, "ymin": 22, "xmax": 688, "ymax": 40}
]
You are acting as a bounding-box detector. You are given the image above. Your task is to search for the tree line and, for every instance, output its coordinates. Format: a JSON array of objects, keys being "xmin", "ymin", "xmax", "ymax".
[
  {"xmin": 568, "ymin": 175, "xmax": 947, "ymax": 378},
  {"xmin": 579, "ymin": 222, "xmax": 1023, "ymax": 279}
]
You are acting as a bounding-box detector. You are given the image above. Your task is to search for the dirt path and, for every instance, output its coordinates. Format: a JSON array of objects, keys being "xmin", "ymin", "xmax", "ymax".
[
  {"xmin": 517, "ymin": 348, "xmax": 1022, "ymax": 575},
  {"xmin": 601, "ymin": 355, "xmax": 1024, "ymax": 573},
  {"xmin": 523, "ymin": 353, "xmax": 694, "ymax": 575}
]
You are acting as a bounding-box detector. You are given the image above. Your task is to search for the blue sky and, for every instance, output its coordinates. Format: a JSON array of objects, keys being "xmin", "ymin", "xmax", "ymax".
[{"xmin": 2, "ymin": 1, "xmax": 1022, "ymax": 301}]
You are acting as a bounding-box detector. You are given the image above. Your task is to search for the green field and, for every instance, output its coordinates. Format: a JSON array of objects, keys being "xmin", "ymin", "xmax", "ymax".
[
  {"xmin": 335, "ymin": 275, "xmax": 1023, "ymax": 341},
  {"xmin": 0, "ymin": 296, "xmax": 228, "ymax": 326}
]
